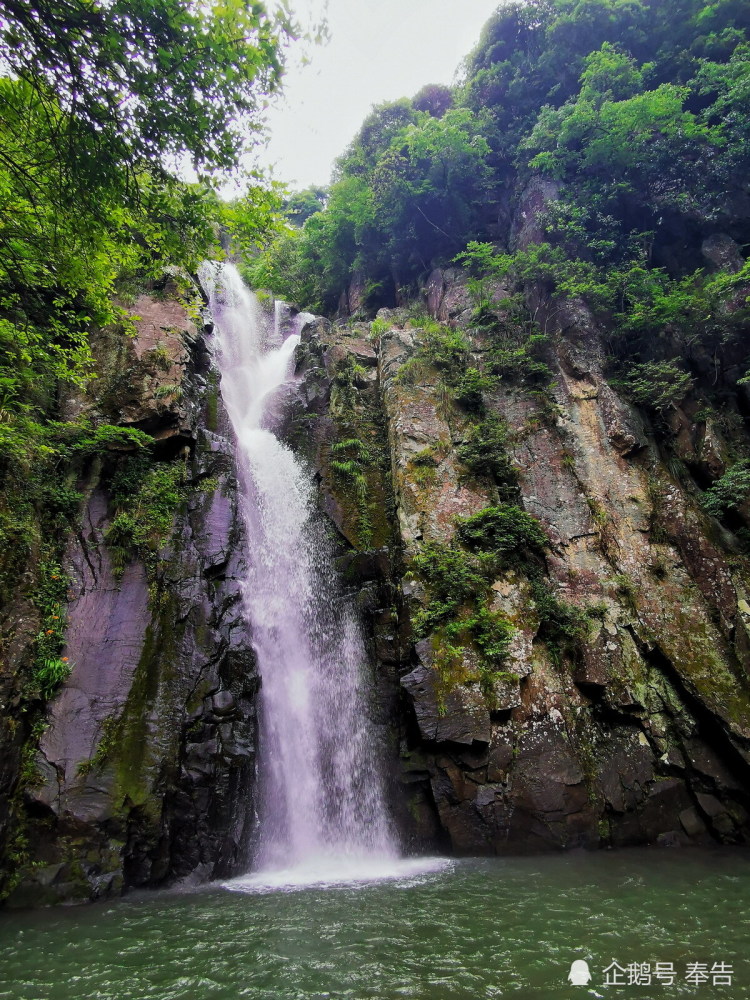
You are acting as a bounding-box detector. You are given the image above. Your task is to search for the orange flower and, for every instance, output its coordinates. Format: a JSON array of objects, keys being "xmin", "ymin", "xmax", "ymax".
[{"xmin": 61, "ymin": 657, "xmax": 69, "ymax": 663}]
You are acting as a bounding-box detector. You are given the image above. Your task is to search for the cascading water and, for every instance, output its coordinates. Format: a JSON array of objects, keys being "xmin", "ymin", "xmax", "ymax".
[{"xmin": 199, "ymin": 262, "xmax": 402, "ymax": 889}]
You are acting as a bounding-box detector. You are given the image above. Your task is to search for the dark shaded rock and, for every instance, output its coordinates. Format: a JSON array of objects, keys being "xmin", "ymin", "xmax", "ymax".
[
  {"xmin": 510, "ymin": 176, "xmax": 561, "ymax": 251},
  {"xmin": 211, "ymin": 691, "xmax": 236, "ymax": 717},
  {"xmin": 679, "ymin": 806, "xmax": 707, "ymax": 839},
  {"xmin": 701, "ymin": 233, "xmax": 744, "ymax": 273},
  {"xmin": 425, "ymin": 268, "xmax": 473, "ymax": 322},
  {"xmin": 401, "ymin": 658, "xmax": 491, "ymax": 746},
  {"xmin": 487, "ymin": 743, "xmax": 513, "ymax": 781},
  {"xmin": 639, "ymin": 780, "xmax": 695, "ymax": 842}
]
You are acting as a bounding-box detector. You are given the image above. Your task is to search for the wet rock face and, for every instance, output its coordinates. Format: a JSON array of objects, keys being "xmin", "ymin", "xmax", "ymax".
[
  {"xmin": 402, "ymin": 654, "xmax": 491, "ymax": 747},
  {"xmin": 5, "ymin": 289, "xmax": 259, "ymax": 906},
  {"xmin": 294, "ymin": 256, "xmax": 750, "ymax": 858}
]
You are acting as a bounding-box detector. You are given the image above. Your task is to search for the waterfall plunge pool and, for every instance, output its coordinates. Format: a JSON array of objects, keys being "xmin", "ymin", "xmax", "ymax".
[{"xmin": 1, "ymin": 848, "xmax": 749, "ymax": 999}]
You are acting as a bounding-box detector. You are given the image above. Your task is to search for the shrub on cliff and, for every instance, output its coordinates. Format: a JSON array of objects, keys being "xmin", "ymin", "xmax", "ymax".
[
  {"xmin": 702, "ymin": 460, "xmax": 750, "ymax": 518},
  {"xmin": 456, "ymin": 504, "xmax": 548, "ymax": 558}
]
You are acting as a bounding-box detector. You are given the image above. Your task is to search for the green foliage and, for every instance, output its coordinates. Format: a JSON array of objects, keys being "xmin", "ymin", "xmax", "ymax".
[
  {"xmin": 456, "ymin": 504, "xmax": 549, "ymax": 557},
  {"xmin": 413, "ymin": 84, "xmax": 454, "ymax": 118},
  {"xmin": 452, "ymin": 368, "xmax": 498, "ymax": 411},
  {"xmin": 412, "ymin": 446, "xmax": 440, "ymax": 467},
  {"xmin": 329, "ymin": 438, "xmax": 373, "ymax": 546},
  {"xmin": 393, "ymin": 322, "xmax": 478, "ymax": 397},
  {"xmin": 529, "ymin": 577, "xmax": 592, "ymax": 662},
  {"xmin": 242, "ymin": 226, "xmax": 313, "ymax": 306},
  {"xmin": 411, "ymin": 496, "xmax": 592, "ymax": 671},
  {"xmin": 411, "ymin": 542, "xmax": 487, "ymax": 637},
  {"xmin": 411, "ymin": 539, "xmax": 516, "ymax": 701},
  {"xmin": 370, "ymin": 318, "xmax": 391, "ymax": 339},
  {"xmin": 393, "ymin": 355, "xmax": 433, "ymax": 388},
  {"xmin": 396, "ymin": 320, "xmax": 511, "ymax": 414},
  {"xmin": 0, "ymin": 0, "xmax": 289, "ymax": 183},
  {"xmin": 409, "ymin": 445, "xmax": 443, "ymax": 484},
  {"xmin": 249, "ymin": 101, "xmax": 495, "ymax": 309},
  {"xmin": 0, "ymin": 0, "xmax": 291, "ymax": 418},
  {"xmin": 368, "ymin": 107, "xmax": 494, "ymax": 272},
  {"xmin": 454, "ymin": 241, "xmax": 505, "ymax": 311},
  {"xmin": 0, "ymin": 85, "xmax": 216, "ymax": 413},
  {"xmin": 331, "ymin": 355, "xmax": 368, "ymax": 412},
  {"xmin": 422, "ymin": 326, "xmax": 471, "ymax": 374},
  {"xmin": 77, "ymin": 715, "xmax": 121, "ymax": 777},
  {"xmin": 33, "ymin": 657, "xmax": 71, "ymax": 701},
  {"xmin": 526, "ymin": 83, "xmax": 721, "ymax": 187},
  {"xmin": 702, "ymin": 460, "xmax": 750, "ymax": 517},
  {"xmin": 457, "ymin": 413, "xmax": 518, "ymax": 495},
  {"xmin": 284, "ymin": 187, "xmax": 328, "ymax": 227},
  {"xmin": 440, "ymin": 606, "xmax": 515, "ymax": 701},
  {"xmin": 31, "ymin": 562, "xmax": 71, "ymax": 700},
  {"xmin": 578, "ymin": 42, "xmax": 650, "ymax": 102},
  {"xmin": 488, "ymin": 334, "xmax": 553, "ymax": 386},
  {"xmin": 334, "ymin": 358, "xmax": 368, "ymax": 387},
  {"xmin": 69, "ymin": 424, "xmax": 153, "ymax": 456},
  {"xmin": 612, "ymin": 573, "xmax": 639, "ymax": 611},
  {"xmin": 455, "ymin": 244, "xmax": 556, "ymax": 386},
  {"xmin": 248, "ymin": 0, "xmax": 750, "ymax": 354},
  {"xmin": 105, "ymin": 459, "xmax": 186, "ymax": 575},
  {"xmin": 411, "ymin": 504, "xmax": 547, "ymax": 665},
  {"xmin": 613, "ymin": 361, "xmax": 695, "ymax": 412},
  {"xmin": 0, "ymin": 417, "xmax": 130, "ymax": 605},
  {"xmin": 153, "ymin": 384, "xmax": 183, "ymax": 402},
  {"xmin": 455, "ymin": 2, "xmax": 750, "ymax": 440},
  {"xmin": 455, "ymin": 234, "xmax": 750, "ymax": 423},
  {"xmin": 461, "ymin": 606, "xmax": 514, "ymax": 663}
]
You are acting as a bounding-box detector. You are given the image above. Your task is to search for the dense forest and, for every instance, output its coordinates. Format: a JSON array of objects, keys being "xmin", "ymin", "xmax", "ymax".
[
  {"xmin": 257, "ymin": 0, "xmax": 750, "ymax": 310},
  {"xmin": 252, "ymin": 0, "xmax": 750, "ymax": 525}
]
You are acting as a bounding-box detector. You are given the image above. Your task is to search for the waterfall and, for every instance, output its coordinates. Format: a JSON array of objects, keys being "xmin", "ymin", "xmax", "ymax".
[{"xmin": 199, "ymin": 262, "xmax": 398, "ymax": 889}]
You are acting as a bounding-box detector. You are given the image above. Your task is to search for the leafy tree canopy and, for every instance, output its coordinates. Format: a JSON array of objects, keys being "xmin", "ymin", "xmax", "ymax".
[
  {"xmin": 0, "ymin": 0, "xmax": 292, "ymax": 415},
  {"xmin": 251, "ymin": 0, "xmax": 750, "ymax": 329},
  {"xmin": 0, "ymin": 0, "xmax": 291, "ymax": 189}
]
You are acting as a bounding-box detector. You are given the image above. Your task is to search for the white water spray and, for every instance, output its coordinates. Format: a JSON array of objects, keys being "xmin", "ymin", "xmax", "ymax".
[{"xmin": 199, "ymin": 263, "xmax": 400, "ymax": 889}]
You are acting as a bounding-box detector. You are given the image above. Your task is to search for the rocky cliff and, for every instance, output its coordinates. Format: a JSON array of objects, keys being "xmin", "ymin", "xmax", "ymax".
[
  {"xmin": 294, "ymin": 300, "xmax": 750, "ymax": 856},
  {"xmin": 290, "ymin": 178, "xmax": 750, "ymax": 857},
  {"xmin": 3, "ymin": 209, "xmax": 750, "ymax": 904},
  {"xmin": 1, "ymin": 281, "xmax": 259, "ymax": 905}
]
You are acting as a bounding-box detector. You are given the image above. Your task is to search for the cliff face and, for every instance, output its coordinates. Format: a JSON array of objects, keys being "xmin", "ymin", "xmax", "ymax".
[
  {"xmin": 292, "ymin": 180, "xmax": 750, "ymax": 856},
  {"xmin": 2, "ymin": 284, "xmax": 259, "ymax": 905},
  {"xmin": 296, "ymin": 302, "xmax": 750, "ymax": 856},
  {"xmin": 385, "ymin": 300, "xmax": 750, "ymax": 852},
  {"xmin": 3, "ymin": 219, "xmax": 750, "ymax": 904}
]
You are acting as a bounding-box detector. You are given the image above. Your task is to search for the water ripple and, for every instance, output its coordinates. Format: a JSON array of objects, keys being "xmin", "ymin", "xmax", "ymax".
[{"xmin": 1, "ymin": 850, "xmax": 749, "ymax": 999}]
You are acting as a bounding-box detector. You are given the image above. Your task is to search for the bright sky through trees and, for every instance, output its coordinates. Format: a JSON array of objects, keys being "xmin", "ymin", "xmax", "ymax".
[{"xmin": 261, "ymin": 0, "xmax": 502, "ymax": 188}]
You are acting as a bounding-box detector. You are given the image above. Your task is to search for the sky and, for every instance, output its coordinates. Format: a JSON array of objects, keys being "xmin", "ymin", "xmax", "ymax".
[{"xmin": 257, "ymin": 0, "xmax": 502, "ymax": 191}]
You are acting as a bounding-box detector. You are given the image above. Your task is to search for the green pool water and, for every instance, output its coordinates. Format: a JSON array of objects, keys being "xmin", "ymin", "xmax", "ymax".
[{"xmin": 1, "ymin": 848, "xmax": 749, "ymax": 999}]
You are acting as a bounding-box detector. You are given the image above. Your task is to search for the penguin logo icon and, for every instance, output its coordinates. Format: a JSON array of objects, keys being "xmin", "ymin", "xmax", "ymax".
[{"xmin": 568, "ymin": 959, "xmax": 592, "ymax": 985}]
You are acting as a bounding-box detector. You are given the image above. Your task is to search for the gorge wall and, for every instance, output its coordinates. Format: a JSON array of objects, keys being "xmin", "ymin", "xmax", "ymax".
[
  {"xmin": 0, "ymin": 283, "xmax": 260, "ymax": 905},
  {"xmin": 294, "ymin": 237, "xmax": 750, "ymax": 858},
  {"xmin": 2, "ymin": 184, "xmax": 750, "ymax": 904}
]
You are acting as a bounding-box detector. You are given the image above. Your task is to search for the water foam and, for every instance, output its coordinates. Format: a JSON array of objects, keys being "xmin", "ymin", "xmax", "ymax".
[{"xmin": 222, "ymin": 856, "xmax": 453, "ymax": 894}]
